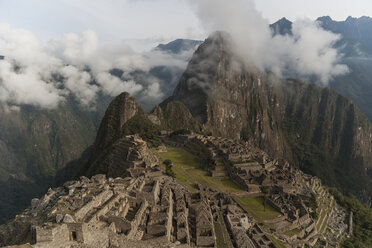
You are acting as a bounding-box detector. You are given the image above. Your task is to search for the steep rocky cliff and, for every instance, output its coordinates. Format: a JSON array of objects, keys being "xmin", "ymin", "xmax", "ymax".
[
  {"xmin": 75, "ymin": 93, "xmax": 160, "ymax": 178},
  {"xmin": 156, "ymin": 32, "xmax": 372, "ymax": 203},
  {"xmin": 92, "ymin": 92, "xmax": 146, "ymax": 153}
]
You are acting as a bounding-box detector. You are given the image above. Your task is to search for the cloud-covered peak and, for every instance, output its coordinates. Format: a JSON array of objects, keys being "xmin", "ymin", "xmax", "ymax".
[{"xmin": 189, "ymin": 0, "xmax": 349, "ymax": 85}]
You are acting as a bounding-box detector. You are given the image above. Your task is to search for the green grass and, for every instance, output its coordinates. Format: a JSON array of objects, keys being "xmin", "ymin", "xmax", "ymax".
[
  {"xmin": 267, "ymin": 234, "xmax": 287, "ymax": 248},
  {"xmin": 152, "ymin": 147, "xmax": 244, "ymax": 193},
  {"xmin": 214, "ymin": 209, "xmax": 234, "ymax": 248},
  {"xmin": 234, "ymin": 197, "xmax": 282, "ymax": 222},
  {"xmin": 284, "ymin": 228, "xmax": 301, "ymax": 237}
]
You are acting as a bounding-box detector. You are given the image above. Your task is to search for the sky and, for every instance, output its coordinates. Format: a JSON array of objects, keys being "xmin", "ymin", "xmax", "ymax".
[
  {"xmin": 0, "ymin": 0, "xmax": 362, "ymax": 109},
  {"xmin": 0, "ymin": 0, "xmax": 371, "ymax": 49}
]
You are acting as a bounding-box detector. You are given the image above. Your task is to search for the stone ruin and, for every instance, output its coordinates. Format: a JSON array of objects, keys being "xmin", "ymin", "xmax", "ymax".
[
  {"xmin": 1, "ymin": 135, "xmax": 349, "ymax": 248},
  {"xmin": 7, "ymin": 170, "xmax": 282, "ymax": 248},
  {"xmin": 160, "ymin": 134, "xmax": 349, "ymax": 247}
]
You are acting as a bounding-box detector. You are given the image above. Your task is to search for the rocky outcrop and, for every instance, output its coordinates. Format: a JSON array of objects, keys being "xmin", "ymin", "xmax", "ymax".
[
  {"xmin": 83, "ymin": 135, "xmax": 159, "ymax": 178},
  {"xmin": 93, "ymin": 92, "xmax": 145, "ymax": 153},
  {"xmin": 150, "ymin": 101, "xmax": 203, "ymax": 132},
  {"xmin": 77, "ymin": 93, "xmax": 160, "ymax": 178}
]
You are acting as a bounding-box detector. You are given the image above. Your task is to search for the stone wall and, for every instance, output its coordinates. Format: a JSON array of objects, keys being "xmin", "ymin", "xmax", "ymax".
[
  {"xmin": 33, "ymin": 224, "xmax": 70, "ymax": 248},
  {"xmin": 74, "ymin": 190, "xmax": 114, "ymax": 221}
]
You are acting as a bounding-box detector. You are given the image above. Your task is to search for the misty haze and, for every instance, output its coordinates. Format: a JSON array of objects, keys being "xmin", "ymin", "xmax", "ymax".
[{"xmin": 0, "ymin": 0, "xmax": 371, "ymax": 247}]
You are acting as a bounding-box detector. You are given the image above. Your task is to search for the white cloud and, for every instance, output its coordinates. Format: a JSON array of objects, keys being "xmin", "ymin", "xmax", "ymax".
[
  {"xmin": 0, "ymin": 23, "xmax": 193, "ymax": 109},
  {"xmin": 0, "ymin": 60, "xmax": 64, "ymax": 108},
  {"xmin": 95, "ymin": 72, "xmax": 143, "ymax": 96},
  {"xmin": 59, "ymin": 66, "xmax": 98, "ymax": 106},
  {"xmin": 189, "ymin": 0, "xmax": 349, "ymax": 85}
]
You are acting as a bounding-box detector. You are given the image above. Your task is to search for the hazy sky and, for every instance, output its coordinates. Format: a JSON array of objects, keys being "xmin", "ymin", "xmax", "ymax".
[{"xmin": 0, "ymin": 0, "xmax": 371, "ymax": 48}]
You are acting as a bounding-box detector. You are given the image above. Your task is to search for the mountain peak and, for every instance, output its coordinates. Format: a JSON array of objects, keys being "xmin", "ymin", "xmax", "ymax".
[
  {"xmin": 346, "ymin": 16, "xmax": 357, "ymax": 22},
  {"xmin": 155, "ymin": 39, "xmax": 202, "ymax": 54},
  {"xmin": 277, "ymin": 17, "xmax": 292, "ymax": 24},
  {"xmin": 316, "ymin": 16, "xmax": 333, "ymax": 23},
  {"xmin": 357, "ymin": 16, "xmax": 372, "ymax": 22},
  {"xmin": 93, "ymin": 92, "xmax": 145, "ymax": 153},
  {"xmin": 344, "ymin": 15, "xmax": 372, "ymax": 22},
  {"xmin": 271, "ymin": 17, "xmax": 293, "ymax": 35}
]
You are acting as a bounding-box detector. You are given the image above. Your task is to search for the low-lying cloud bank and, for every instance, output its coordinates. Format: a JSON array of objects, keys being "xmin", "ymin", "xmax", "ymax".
[
  {"xmin": 189, "ymin": 0, "xmax": 349, "ymax": 85},
  {"xmin": 0, "ymin": 24, "xmax": 195, "ymax": 109},
  {"xmin": 0, "ymin": 1, "xmax": 350, "ymax": 110}
]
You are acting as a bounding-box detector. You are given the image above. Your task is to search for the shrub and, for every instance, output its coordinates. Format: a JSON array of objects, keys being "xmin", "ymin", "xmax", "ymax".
[{"xmin": 171, "ymin": 129, "xmax": 191, "ymax": 136}]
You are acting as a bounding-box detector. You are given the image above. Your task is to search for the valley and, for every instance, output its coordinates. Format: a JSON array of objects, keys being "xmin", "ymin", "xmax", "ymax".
[{"xmin": 0, "ymin": 10, "xmax": 372, "ymax": 248}]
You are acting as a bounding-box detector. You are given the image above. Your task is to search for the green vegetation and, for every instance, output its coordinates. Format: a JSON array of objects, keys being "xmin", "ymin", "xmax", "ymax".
[
  {"xmin": 163, "ymin": 159, "xmax": 172, "ymax": 166},
  {"xmin": 281, "ymin": 118, "xmax": 334, "ymax": 185},
  {"xmin": 152, "ymin": 147, "xmax": 243, "ymax": 193},
  {"xmin": 310, "ymin": 211, "xmax": 318, "ymax": 220},
  {"xmin": 305, "ymin": 193, "xmax": 318, "ymax": 220},
  {"xmin": 170, "ymin": 129, "xmax": 192, "ymax": 136},
  {"xmin": 214, "ymin": 209, "xmax": 234, "ymax": 248},
  {"xmin": 234, "ymin": 197, "xmax": 282, "ymax": 222},
  {"xmin": 328, "ymin": 188, "xmax": 372, "ymax": 248},
  {"xmin": 260, "ymin": 186, "xmax": 270, "ymax": 195},
  {"xmin": 163, "ymin": 160, "xmax": 175, "ymax": 178},
  {"xmin": 260, "ymin": 186, "xmax": 270, "ymax": 212},
  {"xmin": 281, "ymin": 103, "xmax": 372, "ymax": 210},
  {"xmin": 122, "ymin": 114, "xmax": 162, "ymax": 147},
  {"xmin": 267, "ymin": 234, "xmax": 286, "ymax": 248},
  {"xmin": 201, "ymin": 157, "xmax": 217, "ymax": 172},
  {"xmin": 284, "ymin": 228, "xmax": 301, "ymax": 237}
]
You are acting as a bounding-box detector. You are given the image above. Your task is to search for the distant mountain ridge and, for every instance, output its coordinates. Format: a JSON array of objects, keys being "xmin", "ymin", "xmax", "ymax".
[
  {"xmin": 270, "ymin": 17, "xmax": 292, "ymax": 36},
  {"xmin": 316, "ymin": 15, "xmax": 372, "ymax": 57},
  {"xmin": 271, "ymin": 16, "xmax": 372, "ymax": 124},
  {"xmin": 155, "ymin": 39, "xmax": 203, "ymax": 54}
]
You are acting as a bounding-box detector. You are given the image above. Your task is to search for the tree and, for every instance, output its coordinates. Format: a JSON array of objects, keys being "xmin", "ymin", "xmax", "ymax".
[
  {"xmin": 260, "ymin": 186, "xmax": 270, "ymax": 212},
  {"xmin": 163, "ymin": 159, "xmax": 172, "ymax": 167},
  {"xmin": 163, "ymin": 159, "xmax": 175, "ymax": 178}
]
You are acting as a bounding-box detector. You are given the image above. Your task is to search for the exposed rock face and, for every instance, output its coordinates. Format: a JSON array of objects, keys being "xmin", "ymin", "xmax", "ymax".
[
  {"xmin": 77, "ymin": 93, "xmax": 160, "ymax": 179},
  {"xmin": 82, "ymin": 135, "xmax": 158, "ymax": 178},
  {"xmin": 93, "ymin": 92, "xmax": 145, "ymax": 153},
  {"xmin": 150, "ymin": 101, "xmax": 203, "ymax": 132},
  {"xmin": 155, "ymin": 39, "xmax": 203, "ymax": 54},
  {"xmin": 157, "ymin": 32, "xmax": 372, "ymax": 203}
]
